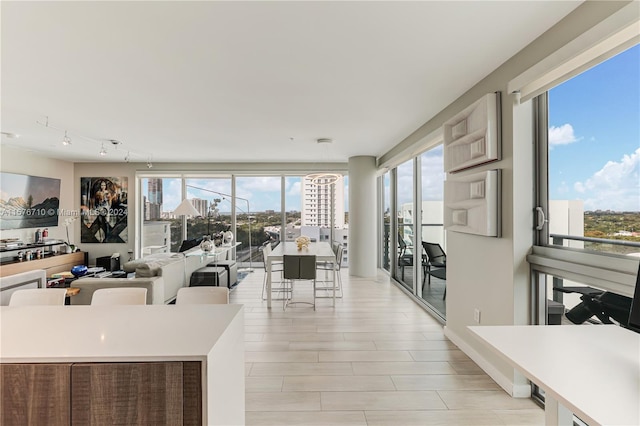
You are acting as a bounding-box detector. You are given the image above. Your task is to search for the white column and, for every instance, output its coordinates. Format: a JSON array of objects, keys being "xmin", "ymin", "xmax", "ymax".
[{"xmin": 348, "ymin": 156, "xmax": 377, "ymax": 277}]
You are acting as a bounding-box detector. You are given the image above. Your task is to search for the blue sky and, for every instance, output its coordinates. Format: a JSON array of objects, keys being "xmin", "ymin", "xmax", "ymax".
[{"xmin": 548, "ymin": 44, "xmax": 639, "ymax": 212}]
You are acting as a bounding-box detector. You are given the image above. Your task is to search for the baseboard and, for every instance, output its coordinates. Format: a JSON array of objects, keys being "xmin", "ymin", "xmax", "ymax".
[{"xmin": 444, "ymin": 326, "xmax": 531, "ymax": 398}]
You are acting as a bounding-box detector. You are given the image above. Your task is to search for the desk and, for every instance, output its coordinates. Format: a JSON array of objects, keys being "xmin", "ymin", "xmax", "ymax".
[
  {"xmin": 266, "ymin": 242, "xmax": 336, "ymax": 309},
  {"xmin": 469, "ymin": 325, "xmax": 640, "ymax": 426}
]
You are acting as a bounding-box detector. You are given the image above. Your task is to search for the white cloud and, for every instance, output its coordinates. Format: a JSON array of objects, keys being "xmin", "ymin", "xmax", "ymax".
[
  {"xmin": 573, "ymin": 148, "xmax": 640, "ymax": 211},
  {"xmin": 549, "ymin": 124, "xmax": 581, "ymax": 147}
]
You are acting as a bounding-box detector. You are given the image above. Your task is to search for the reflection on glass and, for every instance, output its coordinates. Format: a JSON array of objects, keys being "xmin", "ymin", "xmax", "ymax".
[{"xmin": 395, "ymin": 160, "xmax": 414, "ymax": 290}]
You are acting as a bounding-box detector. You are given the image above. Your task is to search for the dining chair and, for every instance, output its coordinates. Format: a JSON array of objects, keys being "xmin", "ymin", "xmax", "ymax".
[
  {"xmin": 283, "ymin": 254, "xmax": 316, "ymax": 310},
  {"xmin": 176, "ymin": 286, "xmax": 229, "ymax": 304},
  {"xmin": 9, "ymin": 288, "xmax": 67, "ymax": 306},
  {"xmin": 261, "ymin": 242, "xmax": 287, "ymax": 300},
  {"xmin": 90, "ymin": 287, "xmax": 147, "ymax": 305},
  {"xmin": 316, "ymin": 244, "xmax": 343, "ymax": 298}
]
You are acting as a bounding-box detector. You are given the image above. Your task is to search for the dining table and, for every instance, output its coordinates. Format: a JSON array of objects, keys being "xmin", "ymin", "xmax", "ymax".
[{"xmin": 266, "ymin": 241, "xmax": 337, "ymax": 308}]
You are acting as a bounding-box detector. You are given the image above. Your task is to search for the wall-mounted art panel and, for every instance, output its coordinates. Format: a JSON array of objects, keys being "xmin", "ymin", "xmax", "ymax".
[
  {"xmin": 444, "ymin": 169, "xmax": 500, "ymax": 237},
  {"xmin": 443, "ymin": 92, "xmax": 501, "ymax": 173}
]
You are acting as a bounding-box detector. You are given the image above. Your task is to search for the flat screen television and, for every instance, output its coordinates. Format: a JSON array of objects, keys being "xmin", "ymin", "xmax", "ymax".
[
  {"xmin": 627, "ymin": 261, "xmax": 640, "ymax": 333},
  {"xmin": 0, "ymin": 172, "xmax": 61, "ymax": 230}
]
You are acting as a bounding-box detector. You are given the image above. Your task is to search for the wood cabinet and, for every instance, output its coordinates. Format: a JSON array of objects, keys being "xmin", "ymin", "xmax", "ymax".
[
  {"xmin": 0, "ymin": 362, "xmax": 201, "ymax": 426},
  {"xmin": 0, "ymin": 251, "xmax": 86, "ymax": 278},
  {"xmin": 0, "ymin": 363, "xmax": 71, "ymax": 426}
]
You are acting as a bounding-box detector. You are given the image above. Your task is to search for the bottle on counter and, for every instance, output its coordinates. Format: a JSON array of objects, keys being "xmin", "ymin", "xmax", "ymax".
[
  {"xmin": 35, "ymin": 229, "xmax": 42, "ymax": 243},
  {"xmin": 42, "ymin": 228, "xmax": 49, "ymax": 239}
]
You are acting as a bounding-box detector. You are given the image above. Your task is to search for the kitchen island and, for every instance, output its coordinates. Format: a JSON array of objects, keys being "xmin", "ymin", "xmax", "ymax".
[{"xmin": 0, "ymin": 304, "xmax": 244, "ymax": 425}]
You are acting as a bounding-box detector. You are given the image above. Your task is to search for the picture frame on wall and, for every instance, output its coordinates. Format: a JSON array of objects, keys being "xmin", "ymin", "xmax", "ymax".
[{"xmin": 80, "ymin": 177, "xmax": 128, "ymax": 243}]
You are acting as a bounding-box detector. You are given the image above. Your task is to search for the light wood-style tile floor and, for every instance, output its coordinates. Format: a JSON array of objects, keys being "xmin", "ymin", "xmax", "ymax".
[{"xmin": 231, "ymin": 268, "xmax": 543, "ymax": 426}]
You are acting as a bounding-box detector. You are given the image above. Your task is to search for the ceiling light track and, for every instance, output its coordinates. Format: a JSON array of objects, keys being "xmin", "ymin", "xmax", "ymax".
[{"xmin": 35, "ymin": 115, "xmax": 152, "ymax": 162}]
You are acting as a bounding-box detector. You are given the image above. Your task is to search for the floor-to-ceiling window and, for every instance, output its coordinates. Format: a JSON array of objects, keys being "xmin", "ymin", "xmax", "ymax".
[
  {"xmin": 381, "ymin": 172, "xmax": 391, "ymax": 272},
  {"xmin": 419, "ymin": 145, "xmax": 446, "ymax": 315},
  {"xmin": 530, "ymin": 42, "xmax": 639, "ymax": 413},
  {"xmin": 533, "ymin": 44, "xmax": 639, "ymax": 323},
  {"xmin": 235, "ymin": 176, "xmax": 282, "ymax": 270},
  {"xmin": 185, "ymin": 177, "xmax": 232, "ymax": 242},
  {"xmin": 140, "ymin": 176, "xmax": 183, "ymax": 254}
]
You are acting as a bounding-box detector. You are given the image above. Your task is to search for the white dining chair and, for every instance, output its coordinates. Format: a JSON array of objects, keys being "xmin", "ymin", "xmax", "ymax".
[
  {"xmin": 176, "ymin": 287, "xmax": 229, "ymax": 304},
  {"xmin": 261, "ymin": 242, "xmax": 286, "ymax": 300},
  {"xmin": 90, "ymin": 287, "xmax": 147, "ymax": 305},
  {"xmin": 9, "ymin": 288, "xmax": 68, "ymax": 306}
]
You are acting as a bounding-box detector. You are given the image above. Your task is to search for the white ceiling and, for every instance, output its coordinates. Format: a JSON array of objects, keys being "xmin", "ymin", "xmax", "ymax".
[{"xmin": 1, "ymin": 1, "xmax": 582, "ymax": 164}]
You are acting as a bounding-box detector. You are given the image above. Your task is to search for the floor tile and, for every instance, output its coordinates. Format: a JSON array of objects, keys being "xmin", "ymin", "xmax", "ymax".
[
  {"xmin": 246, "ymin": 391, "xmax": 321, "ymax": 411},
  {"xmin": 245, "ymin": 351, "xmax": 318, "ymax": 363},
  {"xmin": 249, "ymin": 362, "xmax": 354, "ymax": 376},
  {"xmin": 437, "ymin": 390, "xmax": 541, "ymax": 410},
  {"xmin": 246, "ymin": 411, "xmax": 367, "ymax": 425},
  {"xmin": 352, "ymin": 361, "xmax": 457, "ymax": 375},
  {"xmin": 391, "ymin": 374, "xmax": 501, "ymax": 391},
  {"xmin": 364, "ymin": 409, "xmax": 507, "ymax": 425},
  {"xmin": 321, "ymin": 390, "xmax": 446, "ymax": 410},
  {"xmin": 318, "ymin": 350, "xmax": 412, "ymax": 362},
  {"xmin": 246, "ymin": 376, "xmax": 284, "ymax": 392},
  {"xmin": 283, "ymin": 375, "xmax": 396, "ymax": 391}
]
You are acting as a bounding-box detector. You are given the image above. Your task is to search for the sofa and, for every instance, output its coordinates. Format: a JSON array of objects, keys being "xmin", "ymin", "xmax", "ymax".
[
  {"xmin": 71, "ymin": 251, "xmax": 206, "ymax": 305},
  {"xmin": 0, "ymin": 269, "xmax": 48, "ymax": 305}
]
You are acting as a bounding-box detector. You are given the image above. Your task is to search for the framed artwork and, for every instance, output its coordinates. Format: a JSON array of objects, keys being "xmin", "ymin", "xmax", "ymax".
[{"xmin": 80, "ymin": 177, "xmax": 128, "ymax": 243}]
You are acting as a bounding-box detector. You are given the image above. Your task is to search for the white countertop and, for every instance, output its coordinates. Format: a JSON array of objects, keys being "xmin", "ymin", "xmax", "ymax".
[
  {"xmin": 469, "ymin": 324, "xmax": 640, "ymax": 426},
  {"xmin": 0, "ymin": 304, "xmax": 243, "ymax": 363}
]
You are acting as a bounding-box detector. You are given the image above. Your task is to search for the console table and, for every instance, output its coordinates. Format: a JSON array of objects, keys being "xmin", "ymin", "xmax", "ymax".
[
  {"xmin": 0, "ymin": 304, "xmax": 245, "ymax": 425},
  {"xmin": 469, "ymin": 325, "xmax": 640, "ymax": 426}
]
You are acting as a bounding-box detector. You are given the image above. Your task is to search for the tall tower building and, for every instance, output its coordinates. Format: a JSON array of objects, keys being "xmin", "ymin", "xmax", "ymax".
[
  {"xmin": 301, "ymin": 176, "xmax": 345, "ymax": 228},
  {"xmin": 190, "ymin": 198, "xmax": 209, "ymax": 217},
  {"xmin": 146, "ymin": 178, "xmax": 163, "ymax": 220}
]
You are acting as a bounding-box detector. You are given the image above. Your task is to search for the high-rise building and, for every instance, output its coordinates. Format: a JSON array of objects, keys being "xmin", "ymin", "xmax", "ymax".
[
  {"xmin": 147, "ymin": 178, "xmax": 163, "ymax": 220},
  {"xmin": 301, "ymin": 176, "xmax": 345, "ymax": 228},
  {"xmin": 190, "ymin": 198, "xmax": 209, "ymax": 217}
]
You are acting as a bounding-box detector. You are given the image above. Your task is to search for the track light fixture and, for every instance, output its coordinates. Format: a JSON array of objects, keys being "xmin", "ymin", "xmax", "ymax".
[
  {"xmin": 36, "ymin": 116, "xmax": 152, "ymax": 163},
  {"xmin": 147, "ymin": 159, "xmax": 153, "ymax": 169},
  {"xmin": 62, "ymin": 130, "xmax": 72, "ymax": 146}
]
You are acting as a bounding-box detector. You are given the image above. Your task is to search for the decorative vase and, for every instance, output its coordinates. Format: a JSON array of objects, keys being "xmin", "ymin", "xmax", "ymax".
[
  {"xmin": 71, "ymin": 265, "xmax": 88, "ymax": 278},
  {"xmin": 223, "ymin": 230, "xmax": 234, "ymax": 246},
  {"xmin": 200, "ymin": 236, "xmax": 214, "ymax": 252}
]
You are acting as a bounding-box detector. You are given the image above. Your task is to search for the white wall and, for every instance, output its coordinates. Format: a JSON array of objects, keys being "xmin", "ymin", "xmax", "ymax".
[{"xmin": 0, "ymin": 146, "xmax": 76, "ymax": 245}]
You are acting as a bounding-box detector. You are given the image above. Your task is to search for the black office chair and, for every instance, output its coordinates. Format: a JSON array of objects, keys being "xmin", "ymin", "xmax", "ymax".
[{"xmin": 422, "ymin": 242, "xmax": 447, "ymax": 299}]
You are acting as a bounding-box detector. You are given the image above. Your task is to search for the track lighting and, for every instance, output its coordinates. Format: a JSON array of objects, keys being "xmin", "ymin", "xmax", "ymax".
[
  {"xmin": 62, "ymin": 130, "xmax": 72, "ymax": 146},
  {"xmin": 36, "ymin": 116, "xmax": 152, "ymax": 162}
]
